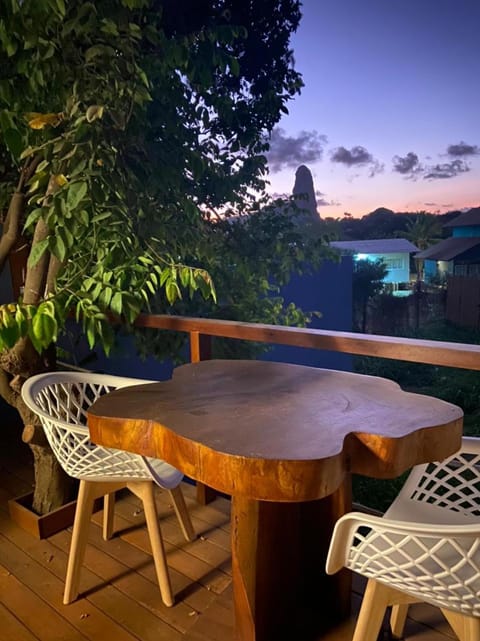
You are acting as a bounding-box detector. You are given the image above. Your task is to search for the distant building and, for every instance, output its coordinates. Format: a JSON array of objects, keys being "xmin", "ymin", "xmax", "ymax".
[
  {"xmin": 416, "ymin": 208, "xmax": 480, "ymax": 280},
  {"xmin": 330, "ymin": 238, "xmax": 419, "ymax": 289}
]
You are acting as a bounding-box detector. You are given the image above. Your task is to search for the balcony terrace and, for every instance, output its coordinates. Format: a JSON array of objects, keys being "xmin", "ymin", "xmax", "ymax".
[{"xmin": 1, "ymin": 314, "xmax": 479, "ymax": 641}]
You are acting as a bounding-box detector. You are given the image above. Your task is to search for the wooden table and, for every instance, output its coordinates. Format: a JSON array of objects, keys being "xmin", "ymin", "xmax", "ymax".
[{"xmin": 88, "ymin": 360, "xmax": 463, "ymax": 641}]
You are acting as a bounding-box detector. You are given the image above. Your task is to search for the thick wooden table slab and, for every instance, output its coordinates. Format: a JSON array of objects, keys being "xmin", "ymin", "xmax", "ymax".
[{"xmin": 88, "ymin": 360, "xmax": 463, "ymax": 641}]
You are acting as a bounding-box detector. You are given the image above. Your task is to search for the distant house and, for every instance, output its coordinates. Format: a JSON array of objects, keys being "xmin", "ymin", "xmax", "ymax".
[
  {"xmin": 416, "ymin": 208, "xmax": 480, "ymax": 280},
  {"xmin": 330, "ymin": 238, "xmax": 418, "ymax": 289}
]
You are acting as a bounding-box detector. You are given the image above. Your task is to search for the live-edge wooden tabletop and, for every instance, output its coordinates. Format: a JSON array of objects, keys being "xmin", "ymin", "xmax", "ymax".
[{"xmin": 88, "ymin": 359, "xmax": 463, "ymax": 502}]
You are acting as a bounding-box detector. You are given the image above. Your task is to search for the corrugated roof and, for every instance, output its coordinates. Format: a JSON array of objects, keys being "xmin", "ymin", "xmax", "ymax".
[
  {"xmin": 330, "ymin": 238, "xmax": 419, "ymax": 254},
  {"xmin": 416, "ymin": 237, "xmax": 480, "ymax": 260},
  {"xmin": 444, "ymin": 207, "xmax": 480, "ymax": 227}
]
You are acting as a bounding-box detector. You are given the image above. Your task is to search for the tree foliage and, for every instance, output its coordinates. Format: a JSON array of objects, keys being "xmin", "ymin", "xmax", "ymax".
[
  {"xmin": 0, "ymin": 0, "xmax": 304, "ymax": 357},
  {"xmin": 352, "ymin": 258, "xmax": 388, "ymax": 332},
  {"xmin": 337, "ymin": 207, "xmax": 459, "ymax": 242},
  {"xmin": 0, "ymin": 0, "xmax": 329, "ymax": 511}
]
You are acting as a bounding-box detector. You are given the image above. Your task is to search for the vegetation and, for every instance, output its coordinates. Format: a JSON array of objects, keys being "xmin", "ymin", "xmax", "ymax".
[
  {"xmin": 0, "ymin": 0, "xmax": 326, "ymax": 513},
  {"xmin": 402, "ymin": 212, "xmax": 442, "ymax": 279},
  {"xmin": 353, "ymin": 320, "xmax": 480, "ymax": 512},
  {"xmin": 324, "ymin": 207, "xmax": 460, "ymax": 242},
  {"xmin": 352, "ymin": 258, "xmax": 388, "ymax": 332}
]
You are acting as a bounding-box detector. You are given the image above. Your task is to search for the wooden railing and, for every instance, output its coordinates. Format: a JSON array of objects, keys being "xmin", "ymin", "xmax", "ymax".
[
  {"xmin": 134, "ymin": 313, "xmax": 480, "ymax": 370},
  {"xmin": 134, "ymin": 313, "xmax": 480, "ymax": 503}
]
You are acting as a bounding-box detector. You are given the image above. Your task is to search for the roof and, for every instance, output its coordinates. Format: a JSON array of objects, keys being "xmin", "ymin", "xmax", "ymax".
[
  {"xmin": 330, "ymin": 238, "xmax": 419, "ymax": 254},
  {"xmin": 416, "ymin": 237, "xmax": 480, "ymax": 261},
  {"xmin": 444, "ymin": 207, "xmax": 480, "ymax": 228}
]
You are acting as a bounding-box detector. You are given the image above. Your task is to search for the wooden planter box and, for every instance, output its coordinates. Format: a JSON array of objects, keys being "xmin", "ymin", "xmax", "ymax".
[
  {"xmin": 8, "ymin": 492, "xmax": 103, "ymax": 540},
  {"xmin": 8, "ymin": 492, "xmax": 77, "ymax": 539}
]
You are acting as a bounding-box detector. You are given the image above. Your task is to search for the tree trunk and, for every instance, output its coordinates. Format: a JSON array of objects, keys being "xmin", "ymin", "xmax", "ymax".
[
  {"xmin": 30, "ymin": 444, "xmax": 74, "ymax": 513},
  {"xmin": 0, "ymin": 158, "xmax": 73, "ymax": 515},
  {"xmin": 0, "ymin": 340, "xmax": 74, "ymax": 514}
]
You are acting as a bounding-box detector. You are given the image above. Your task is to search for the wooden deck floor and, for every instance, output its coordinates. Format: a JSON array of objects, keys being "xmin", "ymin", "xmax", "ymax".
[{"xmin": 0, "ymin": 420, "xmax": 457, "ymax": 641}]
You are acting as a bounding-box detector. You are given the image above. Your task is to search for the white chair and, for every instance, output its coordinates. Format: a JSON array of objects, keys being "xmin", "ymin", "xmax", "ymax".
[
  {"xmin": 21, "ymin": 371, "xmax": 196, "ymax": 607},
  {"xmin": 326, "ymin": 437, "xmax": 480, "ymax": 641}
]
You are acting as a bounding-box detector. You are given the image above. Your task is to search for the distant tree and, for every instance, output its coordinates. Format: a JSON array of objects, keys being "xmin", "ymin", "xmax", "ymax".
[
  {"xmin": 315, "ymin": 216, "xmax": 342, "ymax": 240},
  {"xmin": 403, "ymin": 212, "xmax": 442, "ymax": 280},
  {"xmin": 339, "ymin": 208, "xmax": 411, "ymax": 240},
  {"xmin": 352, "ymin": 259, "xmax": 388, "ymax": 332}
]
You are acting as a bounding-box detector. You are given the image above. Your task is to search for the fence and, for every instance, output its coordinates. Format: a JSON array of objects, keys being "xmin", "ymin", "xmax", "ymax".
[{"xmin": 447, "ymin": 275, "xmax": 480, "ymax": 329}]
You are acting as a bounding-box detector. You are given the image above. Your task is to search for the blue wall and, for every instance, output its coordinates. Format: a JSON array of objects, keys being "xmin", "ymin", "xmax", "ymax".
[
  {"xmin": 261, "ymin": 256, "xmax": 353, "ymax": 371},
  {"xmin": 452, "ymin": 226, "xmax": 480, "ymax": 238}
]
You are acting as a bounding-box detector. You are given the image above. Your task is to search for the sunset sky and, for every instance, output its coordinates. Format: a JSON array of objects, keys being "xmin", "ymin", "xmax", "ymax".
[{"xmin": 265, "ymin": 0, "xmax": 480, "ymax": 218}]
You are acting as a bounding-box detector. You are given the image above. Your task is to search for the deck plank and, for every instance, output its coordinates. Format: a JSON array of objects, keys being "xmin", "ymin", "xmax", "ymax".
[
  {"xmin": 0, "ymin": 601, "xmax": 40, "ymax": 641},
  {"xmin": 0, "ymin": 559, "xmax": 88, "ymax": 641},
  {"xmin": 0, "ymin": 419, "xmax": 464, "ymax": 641}
]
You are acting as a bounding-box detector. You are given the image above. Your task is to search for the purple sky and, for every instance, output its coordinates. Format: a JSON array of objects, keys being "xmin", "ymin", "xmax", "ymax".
[{"xmin": 265, "ymin": 0, "xmax": 480, "ymax": 218}]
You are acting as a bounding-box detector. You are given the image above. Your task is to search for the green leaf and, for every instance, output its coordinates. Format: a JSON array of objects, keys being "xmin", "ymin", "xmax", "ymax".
[
  {"xmin": 99, "ymin": 286, "xmax": 113, "ymax": 307},
  {"xmin": 30, "ymin": 311, "xmax": 57, "ymax": 351},
  {"xmin": 0, "ymin": 305, "xmax": 20, "ymax": 347},
  {"xmin": 50, "ymin": 233, "xmax": 66, "ymax": 261},
  {"xmin": 146, "ymin": 280, "xmax": 155, "ymax": 294},
  {"xmin": 20, "ymin": 146, "xmax": 35, "ymax": 160},
  {"xmin": 27, "ymin": 238, "xmax": 50, "ymax": 267},
  {"xmin": 91, "ymin": 211, "xmax": 111, "ymax": 223},
  {"xmin": 4, "ymin": 128, "xmax": 23, "ymax": 158},
  {"xmin": 55, "ymin": 0, "xmax": 66, "ymax": 17},
  {"xmin": 110, "ymin": 291, "xmax": 123, "ymax": 315},
  {"xmin": 38, "ymin": 300, "xmax": 56, "ymax": 318},
  {"xmin": 165, "ymin": 280, "xmax": 181, "ymax": 304},
  {"xmin": 85, "ymin": 44, "xmax": 116, "ymax": 62},
  {"xmin": 67, "ymin": 182, "xmax": 88, "ymax": 209},
  {"xmin": 23, "ymin": 207, "xmax": 43, "ymax": 230}
]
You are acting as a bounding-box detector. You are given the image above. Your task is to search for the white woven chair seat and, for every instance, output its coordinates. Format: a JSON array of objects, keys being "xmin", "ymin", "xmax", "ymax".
[
  {"xmin": 326, "ymin": 437, "xmax": 480, "ymax": 640},
  {"xmin": 340, "ymin": 515, "xmax": 480, "ymax": 616},
  {"xmin": 21, "ymin": 372, "xmax": 183, "ymax": 487}
]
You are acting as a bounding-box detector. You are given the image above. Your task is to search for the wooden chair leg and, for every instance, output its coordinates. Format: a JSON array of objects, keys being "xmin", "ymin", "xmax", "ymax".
[
  {"xmin": 64, "ymin": 480, "xmax": 98, "ymax": 605},
  {"xmin": 102, "ymin": 492, "xmax": 116, "ymax": 541},
  {"xmin": 442, "ymin": 609, "xmax": 480, "ymax": 641},
  {"xmin": 390, "ymin": 604, "xmax": 409, "ymax": 638},
  {"xmin": 169, "ymin": 486, "xmax": 196, "ymax": 542},
  {"xmin": 128, "ymin": 481, "xmax": 174, "ymax": 607},
  {"xmin": 352, "ymin": 579, "xmax": 391, "ymax": 641}
]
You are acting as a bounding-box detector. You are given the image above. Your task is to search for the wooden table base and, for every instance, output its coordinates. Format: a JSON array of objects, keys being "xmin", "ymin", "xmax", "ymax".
[{"xmin": 231, "ymin": 481, "xmax": 352, "ymax": 641}]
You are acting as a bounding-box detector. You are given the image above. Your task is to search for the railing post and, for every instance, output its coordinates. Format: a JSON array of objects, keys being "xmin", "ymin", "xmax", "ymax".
[
  {"xmin": 189, "ymin": 331, "xmax": 217, "ymax": 505},
  {"xmin": 189, "ymin": 331, "xmax": 212, "ymax": 363}
]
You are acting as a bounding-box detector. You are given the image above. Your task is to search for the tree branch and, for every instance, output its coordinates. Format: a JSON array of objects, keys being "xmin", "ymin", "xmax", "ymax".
[
  {"xmin": 45, "ymin": 254, "xmax": 62, "ymax": 296},
  {"xmin": 22, "ymin": 218, "xmax": 50, "ymax": 305},
  {"xmin": 0, "ymin": 192, "xmax": 25, "ymax": 273}
]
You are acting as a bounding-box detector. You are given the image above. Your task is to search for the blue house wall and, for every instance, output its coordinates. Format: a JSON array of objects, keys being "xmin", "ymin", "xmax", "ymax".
[
  {"xmin": 261, "ymin": 256, "xmax": 353, "ymax": 371},
  {"xmin": 452, "ymin": 226, "xmax": 480, "ymax": 238}
]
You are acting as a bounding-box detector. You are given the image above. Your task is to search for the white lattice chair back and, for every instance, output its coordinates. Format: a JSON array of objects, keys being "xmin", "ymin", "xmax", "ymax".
[
  {"xmin": 21, "ymin": 371, "xmax": 182, "ymax": 489},
  {"xmin": 385, "ymin": 436, "xmax": 480, "ymax": 524},
  {"xmin": 327, "ymin": 437, "xmax": 480, "ymax": 619}
]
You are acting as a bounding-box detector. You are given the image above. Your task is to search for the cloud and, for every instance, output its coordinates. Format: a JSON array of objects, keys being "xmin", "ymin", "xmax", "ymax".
[
  {"xmin": 424, "ymin": 159, "xmax": 470, "ymax": 180},
  {"xmin": 392, "ymin": 152, "xmax": 424, "ymax": 179},
  {"xmin": 317, "ymin": 196, "xmax": 340, "ymax": 207},
  {"xmin": 424, "ymin": 202, "xmax": 453, "ymax": 208},
  {"xmin": 267, "ymin": 127, "xmax": 327, "ymax": 172},
  {"xmin": 447, "ymin": 141, "xmax": 480, "ymax": 157},
  {"xmin": 331, "ymin": 145, "xmax": 370, "ymax": 166},
  {"xmin": 330, "ymin": 145, "xmax": 384, "ymax": 177}
]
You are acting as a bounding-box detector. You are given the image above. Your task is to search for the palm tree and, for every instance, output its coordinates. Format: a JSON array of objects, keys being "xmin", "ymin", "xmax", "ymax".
[{"xmin": 404, "ymin": 212, "xmax": 442, "ymax": 280}]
